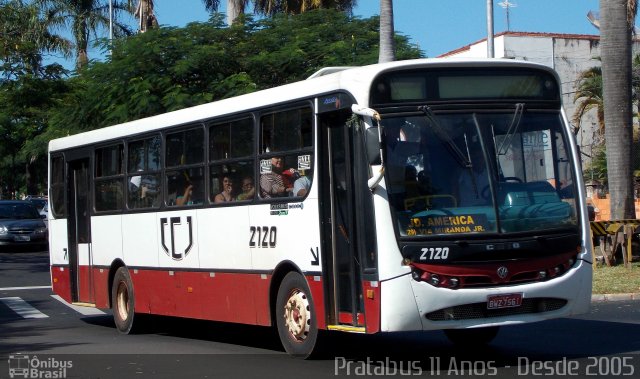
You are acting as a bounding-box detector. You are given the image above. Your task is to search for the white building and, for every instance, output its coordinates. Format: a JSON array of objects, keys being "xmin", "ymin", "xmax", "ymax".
[{"xmin": 440, "ymin": 31, "xmax": 640, "ymax": 166}]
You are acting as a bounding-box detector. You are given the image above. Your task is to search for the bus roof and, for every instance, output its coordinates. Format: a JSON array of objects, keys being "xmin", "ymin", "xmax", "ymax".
[{"xmin": 48, "ymin": 58, "xmax": 556, "ymax": 152}]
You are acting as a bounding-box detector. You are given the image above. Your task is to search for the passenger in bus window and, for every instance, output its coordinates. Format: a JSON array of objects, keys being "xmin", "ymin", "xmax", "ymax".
[
  {"xmin": 293, "ymin": 170, "xmax": 311, "ymax": 197},
  {"xmin": 176, "ymin": 179, "xmax": 193, "ymax": 206},
  {"xmin": 260, "ymin": 157, "xmax": 292, "ymax": 198},
  {"xmin": 214, "ymin": 175, "xmax": 236, "ymax": 203},
  {"xmin": 237, "ymin": 176, "xmax": 255, "ymax": 201}
]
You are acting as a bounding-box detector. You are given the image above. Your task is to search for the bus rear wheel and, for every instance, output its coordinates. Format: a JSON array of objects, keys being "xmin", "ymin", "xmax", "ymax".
[
  {"xmin": 112, "ymin": 267, "xmax": 136, "ymax": 334},
  {"xmin": 275, "ymin": 272, "xmax": 318, "ymax": 358},
  {"xmin": 444, "ymin": 326, "xmax": 499, "ymax": 346}
]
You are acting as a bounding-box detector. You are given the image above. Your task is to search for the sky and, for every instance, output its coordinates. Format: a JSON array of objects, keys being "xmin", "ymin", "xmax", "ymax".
[
  {"xmin": 148, "ymin": 0, "xmax": 603, "ymax": 57},
  {"xmin": 48, "ymin": 0, "xmax": 604, "ymax": 67}
]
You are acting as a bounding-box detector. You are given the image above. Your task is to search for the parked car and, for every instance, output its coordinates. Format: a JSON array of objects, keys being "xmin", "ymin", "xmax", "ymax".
[
  {"xmin": 26, "ymin": 197, "xmax": 48, "ymax": 228},
  {"xmin": 0, "ymin": 200, "xmax": 48, "ymax": 251}
]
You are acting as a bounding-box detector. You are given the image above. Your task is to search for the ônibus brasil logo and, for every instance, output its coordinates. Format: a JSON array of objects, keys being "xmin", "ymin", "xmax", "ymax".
[{"xmin": 7, "ymin": 354, "xmax": 72, "ymax": 378}]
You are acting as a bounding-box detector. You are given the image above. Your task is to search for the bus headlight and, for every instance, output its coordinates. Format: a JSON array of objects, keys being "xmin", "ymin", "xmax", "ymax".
[{"xmin": 0, "ymin": 225, "xmax": 7, "ymax": 235}]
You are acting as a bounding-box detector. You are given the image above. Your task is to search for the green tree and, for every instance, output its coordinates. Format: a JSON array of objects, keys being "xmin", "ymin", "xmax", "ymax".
[
  {"xmin": 252, "ymin": 0, "xmax": 356, "ymax": 16},
  {"xmin": 42, "ymin": 9, "xmax": 422, "ymax": 148},
  {"xmin": 599, "ymin": 0, "xmax": 637, "ymax": 219},
  {"xmin": 0, "ymin": 0, "xmax": 70, "ymax": 196},
  {"xmin": 201, "ymin": 0, "xmax": 357, "ymax": 25},
  {"xmin": 573, "ymin": 66, "xmax": 604, "ymax": 134},
  {"xmin": 574, "ymin": 56, "xmax": 640, "ymax": 192},
  {"xmin": 1, "ymin": 0, "xmax": 71, "ymax": 79},
  {"xmin": 34, "ymin": 0, "xmax": 134, "ymax": 69}
]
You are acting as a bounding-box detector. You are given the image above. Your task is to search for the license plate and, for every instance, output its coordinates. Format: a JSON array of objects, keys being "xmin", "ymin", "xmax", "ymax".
[
  {"xmin": 487, "ymin": 293, "xmax": 523, "ymax": 309},
  {"xmin": 14, "ymin": 235, "xmax": 30, "ymax": 242}
]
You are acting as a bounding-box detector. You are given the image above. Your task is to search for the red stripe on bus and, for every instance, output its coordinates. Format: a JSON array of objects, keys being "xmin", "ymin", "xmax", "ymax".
[
  {"xmin": 54, "ymin": 265, "xmax": 334, "ymax": 331},
  {"xmin": 363, "ymin": 281, "xmax": 381, "ymax": 333},
  {"xmin": 51, "ymin": 266, "xmax": 72, "ymax": 303}
]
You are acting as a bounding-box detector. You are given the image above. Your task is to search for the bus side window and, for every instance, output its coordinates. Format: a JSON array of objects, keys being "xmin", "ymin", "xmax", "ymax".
[
  {"xmin": 165, "ymin": 127, "xmax": 205, "ymax": 207},
  {"xmin": 127, "ymin": 135, "xmax": 161, "ymax": 209},
  {"xmin": 95, "ymin": 144, "xmax": 124, "ymax": 212},
  {"xmin": 209, "ymin": 118, "xmax": 255, "ymax": 204}
]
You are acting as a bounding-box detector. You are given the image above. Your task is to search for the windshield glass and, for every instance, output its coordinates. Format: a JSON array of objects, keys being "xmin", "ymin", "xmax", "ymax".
[
  {"xmin": 384, "ymin": 110, "xmax": 578, "ymax": 237},
  {"xmin": 0, "ymin": 204, "xmax": 41, "ymax": 220}
]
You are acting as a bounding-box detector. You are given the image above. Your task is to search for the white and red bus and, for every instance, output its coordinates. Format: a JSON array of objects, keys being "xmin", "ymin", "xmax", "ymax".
[{"xmin": 48, "ymin": 58, "xmax": 592, "ymax": 357}]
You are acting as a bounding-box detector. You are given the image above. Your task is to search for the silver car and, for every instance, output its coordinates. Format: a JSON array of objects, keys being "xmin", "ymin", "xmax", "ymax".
[{"xmin": 0, "ymin": 201, "xmax": 48, "ymax": 251}]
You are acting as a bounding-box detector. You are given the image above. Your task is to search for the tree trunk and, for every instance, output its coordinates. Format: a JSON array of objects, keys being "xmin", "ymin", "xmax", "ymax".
[
  {"xmin": 600, "ymin": 0, "xmax": 635, "ymax": 219},
  {"xmin": 227, "ymin": 0, "xmax": 245, "ymax": 25},
  {"xmin": 378, "ymin": 0, "xmax": 395, "ymax": 63}
]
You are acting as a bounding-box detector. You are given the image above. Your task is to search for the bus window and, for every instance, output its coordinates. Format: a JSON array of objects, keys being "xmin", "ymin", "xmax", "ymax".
[
  {"xmin": 127, "ymin": 136, "xmax": 161, "ymax": 209},
  {"xmin": 166, "ymin": 127, "xmax": 204, "ymax": 167},
  {"xmin": 260, "ymin": 107, "xmax": 312, "ymax": 153},
  {"xmin": 259, "ymin": 107, "xmax": 314, "ymax": 199},
  {"xmin": 210, "ymin": 162, "xmax": 254, "ymax": 203},
  {"xmin": 95, "ymin": 144, "xmax": 124, "ymax": 212},
  {"xmin": 50, "ymin": 155, "xmax": 66, "ymax": 217},
  {"xmin": 166, "ymin": 168, "xmax": 204, "ymax": 206},
  {"xmin": 386, "ymin": 112, "xmax": 577, "ymax": 236},
  {"xmin": 209, "ymin": 118, "xmax": 255, "ymax": 203},
  {"xmin": 209, "ymin": 118, "xmax": 254, "ymax": 160},
  {"xmin": 165, "ymin": 128, "xmax": 205, "ymax": 207},
  {"xmin": 259, "ymin": 155, "xmax": 313, "ymax": 199}
]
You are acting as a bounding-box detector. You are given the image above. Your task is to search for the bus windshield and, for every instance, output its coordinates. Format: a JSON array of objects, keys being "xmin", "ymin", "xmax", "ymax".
[{"xmin": 384, "ymin": 109, "xmax": 578, "ymax": 237}]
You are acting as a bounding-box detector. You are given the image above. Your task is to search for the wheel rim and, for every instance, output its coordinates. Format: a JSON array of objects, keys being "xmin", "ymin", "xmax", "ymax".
[
  {"xmin": 283, "ymin": 288, "xmax": 311, "ymax": 342},
  {"xmin": 116, "ymin": 281, "xmax": 130, "ymax": 321}
]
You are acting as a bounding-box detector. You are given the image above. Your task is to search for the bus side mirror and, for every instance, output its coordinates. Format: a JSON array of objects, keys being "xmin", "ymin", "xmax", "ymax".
[{"xmin": 366, "ymin": 126, "xmax": 382, "ymax": 165}]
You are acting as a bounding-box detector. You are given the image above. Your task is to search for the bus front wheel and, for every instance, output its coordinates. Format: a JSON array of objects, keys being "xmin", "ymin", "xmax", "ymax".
[
  {"xmin": 444, "ymin": 326, "xmax": 499, "ymax": 346},
  {"xmin": 275, "ymin": 272, "xmax": 318, "ymax": 358},
  {"xmin": 112, "ymin": 267, "xmax": 136, "ymax": 334}
]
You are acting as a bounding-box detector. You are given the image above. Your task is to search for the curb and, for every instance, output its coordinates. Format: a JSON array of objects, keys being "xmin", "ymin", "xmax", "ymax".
[{"xmin": 591, "ymin": 293, "xmax": 640, "ymax": 302}]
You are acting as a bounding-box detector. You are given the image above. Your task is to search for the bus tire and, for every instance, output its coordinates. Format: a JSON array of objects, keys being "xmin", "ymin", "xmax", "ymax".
[
  {"xmin": 112, "ymin": 267, "xmax": 136, "ymax": 334},
  {"xmin": 444, "ymin": 326, "xmax": 499, "ymax": 346},
  {"xmin": 275, "ymin": 272, "xmax": 318, "ymax": 358}
]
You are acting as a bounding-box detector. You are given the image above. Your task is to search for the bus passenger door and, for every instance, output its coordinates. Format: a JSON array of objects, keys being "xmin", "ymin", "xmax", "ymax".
[
  {"xmin": 66, "ymin": 158, "xmax": 93, "ymax": 304},
  {"xmin": 319, "ymin": 110, "xmax": 364, "ymax": 328}
]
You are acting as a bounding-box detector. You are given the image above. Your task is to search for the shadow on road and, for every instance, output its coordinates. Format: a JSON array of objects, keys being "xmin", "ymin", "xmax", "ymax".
[{"xmin": 79, "ymin": 311, "xmax": 640, "ymax": 365}]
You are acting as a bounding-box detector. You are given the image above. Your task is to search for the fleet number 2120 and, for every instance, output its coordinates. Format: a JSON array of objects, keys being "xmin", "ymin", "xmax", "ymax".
[
  {"xmin": 249, "ymin": 226, "xmax": 277, "ymax": 248},
  {"xmin": 420, "ymin": 247, "xmax": 449, "ymax": 260}
]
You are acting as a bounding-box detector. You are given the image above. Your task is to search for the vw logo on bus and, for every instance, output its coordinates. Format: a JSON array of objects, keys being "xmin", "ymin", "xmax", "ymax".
[{"xmin": 497, "ymin": 266, "xmax": 509, "ymax": 279}]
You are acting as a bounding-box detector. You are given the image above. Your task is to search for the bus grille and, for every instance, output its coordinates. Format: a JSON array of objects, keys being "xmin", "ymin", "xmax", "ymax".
[{"xmin": 425, "ymin": 298, "xmax": 567, "ymax": 321}]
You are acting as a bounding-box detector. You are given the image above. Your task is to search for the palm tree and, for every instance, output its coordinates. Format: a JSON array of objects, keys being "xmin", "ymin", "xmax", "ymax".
[
  {"xmin": 128, "ymin": 0, "xmax": 157, "ymax": 32},
  {"xmin": 1, "ymin": 0, "xmax": 72, "ymax": 77},
  {"xmin": 203, "ymin": 0, "xmax": 356, "ymax": 25},
  {"xmin": 573, "ymin": 66, "xmax": 604, "ymax": 135},
  {"xmin": 35, "ymin": 0, "xmax": 133, "ymax": 69},
  {"xmin": 599, "ymin": 0, "xmax": 637, "ymax": 219},
  {"xmin": 378, "ymin": 0, "xmax": 395, "ymax": 63},
  {"xmin": 253, "ymin": 0, "xmax": 356, "ymax": 15}
]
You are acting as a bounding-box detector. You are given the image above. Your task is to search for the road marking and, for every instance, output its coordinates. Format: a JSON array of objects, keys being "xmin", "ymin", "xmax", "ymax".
[
  {"xmin": 0, "ymin": 285, "xmax": 51, "ymax": 291},
  {"xmin": 0, "ymin": 297, "xmax": 48, "ymax": 319},
  {"xmin": 50, "ymin": 295, "xmax": 106, "ymax": 316}
]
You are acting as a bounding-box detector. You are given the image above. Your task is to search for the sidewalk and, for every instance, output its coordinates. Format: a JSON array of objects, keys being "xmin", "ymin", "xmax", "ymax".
[{"xmin": 591, "ymin": 293, "xmax": 640, "ymax": 302}]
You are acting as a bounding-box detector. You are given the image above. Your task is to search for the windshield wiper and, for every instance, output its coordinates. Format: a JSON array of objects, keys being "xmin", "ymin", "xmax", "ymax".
[
  {"xmin": 497, "ymin": 103, "xmax": 525, "ymax": 155},
  {"xmin": 419, "ymin": 106, "xmax": 471, "ymax": 168}
]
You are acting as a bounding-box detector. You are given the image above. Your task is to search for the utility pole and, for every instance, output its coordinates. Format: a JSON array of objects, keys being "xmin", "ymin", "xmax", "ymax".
[{"xmin": 109, "ymin": 0, "xmax": 113, "ymax": 41}]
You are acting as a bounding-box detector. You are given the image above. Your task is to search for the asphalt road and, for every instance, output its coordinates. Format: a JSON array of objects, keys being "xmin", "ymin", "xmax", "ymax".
[{"xmin": 0, "ymin": 250, "xmax": 639, "ymax": 379}]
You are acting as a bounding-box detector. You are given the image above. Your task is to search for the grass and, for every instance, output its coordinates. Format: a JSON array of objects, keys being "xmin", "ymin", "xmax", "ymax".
[{"xmin": 592, "ymin": 261, "xmax": 640, "ymax": 294}]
